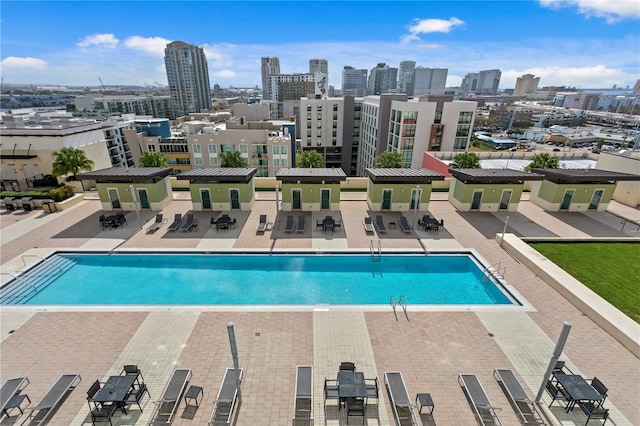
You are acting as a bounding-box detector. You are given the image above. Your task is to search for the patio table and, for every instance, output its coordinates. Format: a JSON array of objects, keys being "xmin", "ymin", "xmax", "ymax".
[
  {"xmin": 553, "ymin": 373, "xmax": 603, "ymax": 412},
  {"xmin": 91, "ymin": 375, "xmax": 136, "ymax": 414},
  {"xmin": 337, "ymin": 371, "xmax": 366, "ymax": 398}
]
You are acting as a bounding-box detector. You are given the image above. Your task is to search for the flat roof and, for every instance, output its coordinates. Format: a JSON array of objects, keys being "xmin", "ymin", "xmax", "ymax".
[
  {"xmin": 78, "ymin": 167, "xmax": 173, "ymax": 183},
  {"xmin": 365, "ymin": 168, "xmax": 445, "ymax": 183},
  {"xmin": 276, "ymin": 168, "xmax": 347, "ymax": 183},
  {"xmin": 531, "ymin": 168, "xmax": 640, "ymax": 183},
  {"xmin": 176, "ymin": 167, "xmax": 257, "ymax": 183},
  {"xmin": 449, "ymin": 168, "xmax": 545, "ymax": 183}
]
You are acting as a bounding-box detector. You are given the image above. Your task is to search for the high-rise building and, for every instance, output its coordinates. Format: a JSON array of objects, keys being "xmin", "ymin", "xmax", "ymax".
[
  {"xmin": 267, "ymin": 73, "xmax": 328, "ymax": 101},
  {"xmin": 164, "ymin": 41, "xmax": 211, "ymax": 117},
  {"xmin": 261, "ymin": 57, "xmax": 281, "ymax": 100},
  {"xmin": 477, "ymin": 69, "xmax": 501, "ymax": 94},
  {"xmin": 514, "ymin": 74, "xmax": 540, "ymax": 96},
  {"xmin": 309, "ymin": 58, "xmax": 328, "ymax": 74},
  {"xmin": 407, "ymin": 67, "xmax": 448, "ymax": 96},
  {"xmin": 460, "ymin": 72, "xmax": 479, "ymax": 95},
  {"xmin": 398, "ymin": 60, "xmax": 416, "ymax": 94},
  {"xmin": 342, "ymin": 66, "xmax": 368, "ymax": 97},
  {"xmin": 368, "ymin": 63, "xmax": 398, "ymax": 95}
]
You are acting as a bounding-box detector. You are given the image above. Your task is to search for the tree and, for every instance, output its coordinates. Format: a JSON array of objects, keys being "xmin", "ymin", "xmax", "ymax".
[
  {"xmin": 374, "ymin": 151, "xmax": 403, "ymax": 168},
  {"xmin": 220, "ymin": 151, "xmax": 248, "ymax": 168},
  {"xmin": 296, "ymin": 150, "xmax": 325, "ymax": 168},
  {"xmin": 449, "ymin": 152, "xmax": 480, "ymax": 169},
  {"xmin": 524, "ymin": 152, "xmax": 559, "ymax": 172},
  {"xmin": 139, "ymin": 152, "xmax": 168, "ymax": 167},
  {"xmin": 51, "ymin": 147, "xmax": 94, "ymax": 181}
]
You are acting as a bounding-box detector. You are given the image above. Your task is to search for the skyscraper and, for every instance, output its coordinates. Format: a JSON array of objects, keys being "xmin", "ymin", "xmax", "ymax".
[
  {"xmin": 309, "ymin": 58, "xmax": 328, "ymax": 74},
  {"xmin": 164, "ymin": 41, "xmax": 211, "ymax": 117},
  {"xmin": 368, "ymin": 63, "xmax": 398, "ymax": 95},
  {"xmin": 261, "ymin": 57, "xmax": 281, "ymax": 100},
  {"xmin": 477, "ymin": 69, "xmax": 501, "ymax": 94},
  {"xmin": 514, "ymin": 74, "xmax": 540, "ymax": 96},
  {"xmin": 407, "ymin": 67, "xmax": 448, "ymax": 96},
  {"xmin": 342, "ymin": 66, "xmax": 368, "ymax": 97},
  {"xmin": 398, "ymin": 60, "xmax": 416, "ymax": 94}
]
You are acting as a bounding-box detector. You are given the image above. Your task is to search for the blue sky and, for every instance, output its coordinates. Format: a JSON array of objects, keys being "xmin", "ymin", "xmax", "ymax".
[{"xmin": 1, "ymin": 0, "xmax": 639, "ymax": 90}]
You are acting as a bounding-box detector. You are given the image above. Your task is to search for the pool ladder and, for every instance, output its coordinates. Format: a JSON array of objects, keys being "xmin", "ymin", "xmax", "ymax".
[
  {"xmin": 390, "ymin": 296, "xmax": 408, "ymax": 316},
  {"xmin": 370, "ymin": 240, "xmax": 381, "ymax": 262}
]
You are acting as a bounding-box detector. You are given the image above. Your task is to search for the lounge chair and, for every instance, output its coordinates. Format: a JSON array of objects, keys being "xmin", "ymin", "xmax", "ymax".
[
  {"xmin": 399, "ymin": 216, "xmax": 412, "ymax": 233},
  {"xmin": 363, "ymin": 217, "xmax": 374, "ymax": 233},
  {"xmin": 167, "ymin": 214, "xmax": 182, "ymax": 232},
  {"xmin": 209, "ymin": 368, "xmax": 243, "ymax": 425},
  {"xmin": 285, "ymin": 215, "xmax": 295, "ymax": 232},
  {"xmin": 1, "ymin": 377, "xmax": 30, "ymax": 417},
  {"xmin": 146, "ymin": 214, "xmax": 165, "ymax": 234},
  {"xmin": 458, "ymin": 373, "xmax": 503, "ymax": 426},
  {"xmin": 296, "ymin": 215, "xmax": 306, "ymax": 232},
  {"xmin": 256, "ymin": 215, "xmax": 268, "ymax": 233},
  {"xmin": 579, "ymin": 401, "xmax": 609, "ymax": 426},
  {"xmin": 292, "ymin": 365, "xmax": 313, "ymax": 424},
  {"xmin": 375, "ymin": 216, "xmax": 387, "ymax": 233},
  {"xmin": 180, "ymin": 214, "xmax": 197, "ymax": 231},
  {"xmin": 384, "ymin": 372, "xmax": 417, "ymax": 426},
  {"xmin": 148, "ymin": 368, "xmax": 191, "ymax": 425},
  {"xmin": 22, "ymin": 373, "xmax": 81, "ymax": 425},
  {"xmin": 493, "ymin": 369, "xmax": 544, "ymax": 425}
]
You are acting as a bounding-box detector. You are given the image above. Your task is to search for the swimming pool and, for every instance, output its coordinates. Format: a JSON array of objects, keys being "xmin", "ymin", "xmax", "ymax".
[{"xmin": 1, "ymin": 252, "xmax": 518, "ymax": 306}]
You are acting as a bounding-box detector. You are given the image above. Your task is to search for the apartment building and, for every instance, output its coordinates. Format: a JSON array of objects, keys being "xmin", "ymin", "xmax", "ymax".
[
  {"xmin": 164, "ymin": 41, "xmax": 211, "ymax": 117},
  {"xmin": 261, "ymin": 57, "xmax": 281, "ymax": 101},
  {"xmin": 407, "ymin": 67, "xmax": 448, "ymax": 96},
  {"xmin": 514, "ymin": 74, "xmax": 540, "ymax": 96},
  {"xmin": 342, "ymin": 66, "xmax": 368, "ymax": 97},
  {"xmin": 267, "ymin": 73, "xmax": 328, "ymax": 101},
  {"xmin": 0, "ymin": 113, "xmax": 136, "ymax": 190},
  {"xmin": 368, "ymin": 64, "xmax": 398, "ymax": 95},
  {"xmin": 74, "ymin": 94, "xmax": 175, "ymax": 119},
  {"xmin": 137, "ymin": 119, "xmax": 295, "ymax": 177},
  {"xmin": 397, "ymin": 61, "xmax": 416, "ymax": 94}
]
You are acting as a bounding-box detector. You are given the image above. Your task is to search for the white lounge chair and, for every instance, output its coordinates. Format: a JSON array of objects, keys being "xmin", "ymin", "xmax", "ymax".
[
  {"xmin": 209, "ymin": 368, "xmax": 243, "ymax": 425},
  {"xmin": 292, "ymin": 365, "xmax": 313, "ymax": 424},
  {"xmin": 384, "ymin": 372, "xmax": 417, "ymax": 425},
  {"xmin": 493, "ymin": 369, "xmax": 544, "ymax": 425},
  {"xmin": 148, "ymin": 368, "xmax": 191, "ymax": 425},
  {"xmin": 458, "ymin": 373, "xmax": 503, "ymax": 426}
]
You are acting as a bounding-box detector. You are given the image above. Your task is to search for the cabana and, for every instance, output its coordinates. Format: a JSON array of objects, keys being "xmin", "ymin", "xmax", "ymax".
[
  {"xmin": 176, "ymin": 167, "xmax": 257, "ymax": 211},
  {"xmin": 276, "ymin": 168, "xmax": 346, "ymax": 212},
  {"xmin": 78, "ymin": 167, "xmax": 173, "ymax": 212},
  {"xmin": 529, "ymin": 168, "xmax": 640, "ymax": 212},
  {"xmin": 448, "ymin": 168, "xmax": 544, "ymax": 212},
  {"xmin": 365, "ymin": 168, "xmax": 444, "ymax": 212}
]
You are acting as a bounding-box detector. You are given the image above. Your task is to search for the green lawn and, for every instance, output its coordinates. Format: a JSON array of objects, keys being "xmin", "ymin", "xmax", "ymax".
[{"xmin": 528, "ymin": 242, "xmax": 640, "ymax": 323}]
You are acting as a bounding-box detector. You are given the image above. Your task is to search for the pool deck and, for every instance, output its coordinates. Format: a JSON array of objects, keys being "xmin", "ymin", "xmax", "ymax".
[{"xmin": 1, "ymin": 194, "xmax": 638, "ymax": 426}]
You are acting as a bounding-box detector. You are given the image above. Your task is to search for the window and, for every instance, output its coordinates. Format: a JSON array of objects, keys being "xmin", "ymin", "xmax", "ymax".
[
  {"xmin": 333, "ymin": 104, "xmax": 338, "ymax": 112},
  {"xmin": 273, "ymin": 158, "xmax": 280, "ymax": 167},
  {"xmin": 434, "ymin": 111, "xmax": 442, "ymax": 124},
  {"xmin": 307, "ymin": 113, "xmax": 312, "ymax": 120},
  {"xmin": 458, "ymin": 111, "xmax": 473, "ymax": 124},
  {"xmin": 454, "ymin": 137, "xmax": 468, "ymax": 149},
  {"xmin": 306, "ymin": 139, "xmax": 312, "ymax": 146},
  {"xmin": 307, "ymin": 130, "xmax": 312, "ymax": 137},
  {"xmin": 332, "ymin": 130, "xmax": 337, "ymax": 137},
  {"xmin": 193, "ymin": 144, "xmax": 201, "ymax": 153},
  {"xmin": 316, "ymin": 104, "xmax": 322, "ymax": 111},
  {"xmin": 195, "ymin": 157, "xmax": 203, "ymax": 165},
  {"xmin": 332, "ymin": 139, "xmax": 337, "ymax": 146},
  {"xmin": 456, "ymin": 124, "xmax": 470, "ymax": 137},
  {"xmin": 208, "ymin": 144, "xmax": 216, "ymax": 153},
  {"xmin": 148, "ymin": 144, "xmax": 157, "ymax": 152},
  {"xmin": 210, "ymin": 157, "xmax": 218, "ymax": 165},
  {"xmin": 221, "ymin": 144, "xmax": 235, "ymax": 153},
  {"xmin": 317, "ymin": 113, "xmax": 322, "ymax": 120},
  {"xmin": 317, "ymin": 129, "xmax": 322, "ymax": 137},
  {"xmin": 272, "ymin": 145, "xmax": 280, "ymax": 155},
  {"xmin": 307, "ymin": 122, "xmax": 312, "ymax": 129},
  {"xmin": 281, "ymin": 145, "xmax": 287, "ymax": 154},
  {"xmin": 240, "ymin": 144, "xmax": 248, "ymax": 153},
  {"xmin": 306, "ymin": 104, "xmax": 312, "ymax": 111},
  {"xmin": 316, "ymin": 140, "xmax": 322, "ymax": 146}
]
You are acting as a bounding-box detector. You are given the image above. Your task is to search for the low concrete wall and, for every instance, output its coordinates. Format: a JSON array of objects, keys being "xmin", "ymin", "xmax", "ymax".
[
  {"xmin": 498, "ymin": 233, "xmax": 640, "ymax": 358},
  {"xmin": 56, "ymin": 193, "xmax": 85, "ymax": 211}
]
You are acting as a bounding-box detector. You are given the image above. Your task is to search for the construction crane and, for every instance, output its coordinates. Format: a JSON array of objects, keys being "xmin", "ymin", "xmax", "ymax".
[{"xmin": 96, "ymin": 75, "xmax": 106, "ymax": 91}]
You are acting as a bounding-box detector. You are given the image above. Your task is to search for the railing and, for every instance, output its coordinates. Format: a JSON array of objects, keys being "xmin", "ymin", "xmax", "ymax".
[
  {"xmin": 482, "ymin": 262, "xmax": 506, "ymax": 284},
  {"xmin": 390, "ymin": 296, "xmax": 408, "ymax": 316},
  {"xmin": 19, "ymin": 254, "xmax": 62, "ymax": 274},
  {"xmin": 370, "ymin": 240, "xmax": 381, "ymax": 262},
  {"xmin": 1, "ymin": 255, "xmax": 76, "ymax": 305}
]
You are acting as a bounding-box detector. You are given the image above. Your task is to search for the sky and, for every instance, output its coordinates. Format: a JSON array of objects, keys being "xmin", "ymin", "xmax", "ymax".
[{"xmin": 1, "ymin": 0, "xmax": 639, "ymax": 91}]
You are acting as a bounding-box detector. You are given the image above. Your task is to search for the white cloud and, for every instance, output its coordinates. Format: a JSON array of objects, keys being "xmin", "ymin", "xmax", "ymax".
[
  {"xmin": 76, "ymin": 33, "xmax": 119, "ymax": 48},
  {"xmin": 539, "ymin": 0, "xmax": 640, "ymax": 23},
  {"xmin": 213, "ymin": 69, "xmax": 236, "ymax": 78},
  {"xmin": 1, "ymin": 56, "xmax": 48, "ymax": 70},
  {"xmin": 124, "ymin": 36, "xmax": 171, "ymax": 56},
  {"xmin": 402, "ymin": 17, "xmax": 465, "ymax": 43},
  {"xmin": 501, "ymin": 65, "xmax": 634, "ymax": 88}
]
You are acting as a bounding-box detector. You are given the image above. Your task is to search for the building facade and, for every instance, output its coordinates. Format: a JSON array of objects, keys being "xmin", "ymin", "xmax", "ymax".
[
  {"xmin": 309, "ymin": 58, "xmax": 328, "ymax": 75},
  {"xmin": 267, "ymin": 73, "xmax": 328, "ymax": 102},
  {"xmin": 342, "ymin": 66, "xmax": 368, "ymax": 97},
  {"xmin": 368, "ymin": 64, "xmax": 398, "ymax": 95},
  {"xmin": 514, "ymin": 74, "xmax": 540, "ymax": 96},
  {"xmin": 261, "ymin": 57, "xmax": 281, "ymax": 101},
  {"xmin": 74, "ymin": 94, "xmax": 175, "ymax": 120},
  {"xmin": 397, "ymin": 60, "xmax": 416, "ymax": 94},
  {"xmin": 477, "ymin": 69, "xmax": 502, "ymax": 94},
  {"xmin": 407, "ymin": 67, "xmax": 448, "ymax": 96},
  {"xmin": 164, "ymin": 41, "xmax": 211, "ymax": 117}
]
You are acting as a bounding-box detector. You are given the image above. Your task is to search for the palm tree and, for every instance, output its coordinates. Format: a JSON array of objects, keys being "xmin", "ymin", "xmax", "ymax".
[
  {"xmin": 374, "ymin": 151, "xmax": 403, "ymax": 168},
  {"xmin": 449, "ymin": 152, "xmax": 480, "ymax": 169},
  {"xmin": 524, "ymin": 152, "xmax": 559, "ymax": 172},
  {"xmin": 220, "ymin": 151, "xmax": 249, "ymax": 168},
  {"xmin": 139, "ymin": 152, "xmax": 168, "ymax": 167},
  {"xmin": 296, "ymin": 150, "xmax": 325, "ymax": 168},
  {"xmin": 51, "ymin": 147, "xmax": 94, "ymax": 181}
]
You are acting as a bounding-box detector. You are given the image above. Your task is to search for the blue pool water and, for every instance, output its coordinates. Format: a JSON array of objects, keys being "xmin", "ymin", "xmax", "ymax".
[{"xmin": 2, "ymin": 253, "xmax": 517, "ymax": 305}]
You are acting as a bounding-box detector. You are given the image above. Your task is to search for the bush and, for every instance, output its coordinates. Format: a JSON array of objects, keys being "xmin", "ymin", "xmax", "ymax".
[
  {"xmin": 48, "ymin": 185, "xmax": 75, "ymax": 201},
  {"xmin": 1, "ymin": 190, "xmax": 51, "ymax": 199},
  {"xmin": 32, "ymin": 175, "xmax": 58, "ymax": 188}
]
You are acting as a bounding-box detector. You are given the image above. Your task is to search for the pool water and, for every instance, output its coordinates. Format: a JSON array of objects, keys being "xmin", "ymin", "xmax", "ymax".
[{"xmin": 1, "ymin": 253, "xmax": 517, "ymax": 305}]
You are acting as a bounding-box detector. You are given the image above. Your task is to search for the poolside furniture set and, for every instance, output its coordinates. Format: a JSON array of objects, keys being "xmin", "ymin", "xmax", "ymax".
[
  {"xmin": 417, "ymin": 214, "xmax": 443, "ymax": 232},
  {"xmin": 1, "ymin": 197, "xmax": 35, "ymax": 212},
  {"xmin": 211, "ymin": 214, "xmax": 237, "ymax": 231},
  {"xmin": 166, "ymin": 213, "xmax": 198, "ymax": 232},
  {"xmin": 99, "ymin": 213, "xmax": 127, "ymax": 230},
  {"xmin": 146, "ymin": 213, "xmax": 167, "ymax": 233},
  {"xmin": 316, "ymin": 215, "xmax": 341, "ymax": 233}
]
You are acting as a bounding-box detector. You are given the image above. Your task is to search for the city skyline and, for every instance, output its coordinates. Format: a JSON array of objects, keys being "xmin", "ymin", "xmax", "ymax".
[{"xmin": 1, "ymin": 0, "xmax": 639, "ymax": 90}]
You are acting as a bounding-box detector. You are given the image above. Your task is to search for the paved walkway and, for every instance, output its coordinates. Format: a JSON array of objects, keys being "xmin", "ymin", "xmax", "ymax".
[{"xmin": 1, "ymin": 196, "xmax": 638, "ymax": 426}]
